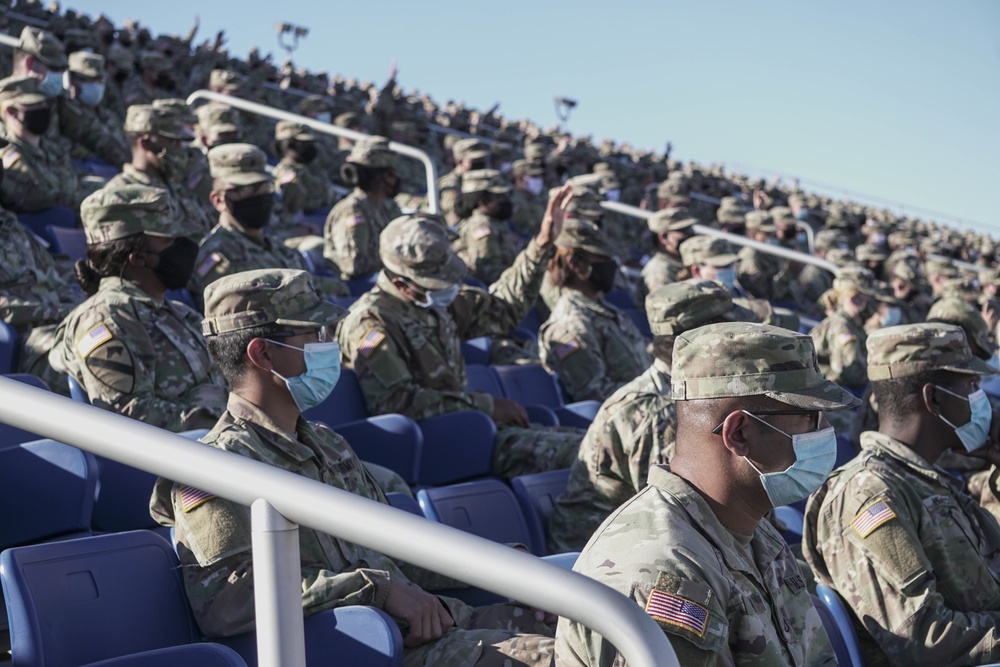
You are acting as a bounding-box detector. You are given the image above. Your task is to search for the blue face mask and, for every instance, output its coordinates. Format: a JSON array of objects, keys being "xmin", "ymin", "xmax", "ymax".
[
  {"xmin": 269, "ymin": 340, "xmax": 342, "ymax": 412},
  {"xmin": 77, "ymin": 81, "xmax": 105, "ymax": 107},
  {"xmin": 936, "ymin": 386, "xmax": 991, "ymax": 452},
  {"xmin": 742, "ymin": 411, "xmax": 837, "ymax": 508},
  {"xmin": 879, "ymin": 306, "xmax": 902, "ymax": 328},
  {"xmin": 414, "ymin": 283, "xmax": 460, "ymax": 309},
  {"xmin": 40, "ymin": 70, "xmax": 64, "ymax": 98},
  {"xmin": 713, "ymin": 266, "xmax": 736, "ymax": 292}
]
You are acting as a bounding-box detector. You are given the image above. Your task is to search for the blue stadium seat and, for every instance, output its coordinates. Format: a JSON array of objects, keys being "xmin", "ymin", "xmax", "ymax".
[
  {"xmin": 298, "ymin": 248, "xmax": 319, "ymax": 273},
  {"xmin": 417, "ymin": 479, "xmax": 534, "ymax": 550},
  {"xmin": 772, "ymin": 505, "xmax": 804, "ymax": 545},
  {"xmin": 518, "ymin": 306, "xmax": 543, "ymax": 335},
  {"xmin": 491, "ymin": 365, "xmax": 598, "ymax": 428},
  {"xmin": 622, "ymin": 307, "xmax": 652, "ymax": 339},
  {"xmin": 0, "ymin": 320, "xmax": 19, "ymax": 375},
  {"xmin": 835, "ymin": 435, "xmax": 857, "ymax": 468},
  {"xmin": 815, "ymin": 584, "xmax": 865, "ymax": 667},
  {"xmin": 219, "ymin": 607, "xmax": 402, "ymax": 667},
  {"xmin": 46, "ymin": 225, "xmax": 87, "ymax": 262},
  {"xmin": 166, "ymin": 288, "xmax": 199, "ymax": 312},
  {"xmin": 83, "ymin": 644, "xmax": 248, "ymax": 667},
  {"xmin": 416, "ymin": 411, "xmax": 496, "ymax": 486},
  {"xmin": 511, "ymin": 469, "xmax": 571, "ymax": 556},
  {"xmin": 0, "ymin": 375, "xmax": 49, "ymax": 449},
  {"xmin": 67, "ymin": 375, "xmax": 88, "ymax": 402},
  {"xmin": 303, "ymin": 368, "xmax": 369, "ymax": 426},
  {"xmin": 17, "ymin": 206, "xmax": 78, "ymax": 245},
  {"xmin": 333, "ymin": 415, "xmax": 423, "ymax": 486},
  {"xmin": 386, "ymin": 492, "xmax": 424, "ymax": 516},
  {"xmin": 466, "ymin": 364, "xmax": 558, "ymax": 426},
  {"xmin": 330, "ymin": 295, "xmax": 358, "ymax": 310},
  {"xmin": 345, "ymin": 273, "xmax": 378, "ymax": 297},
  {"xmin": 810, "ymin": 594, "xmax": 853, "ymax": 667},
  {"xmin": 604, "ymin": 289, "xmax": 634, "ymax": 309},
  {"xmin": 72, "ymin": 157, "xmax": 121, "ymax": 181},
  {"xmin": 0, "ymin": 530, "xmax": 245, "ymax": 667},
  {"xmin": 461, "ymin": 337, "xmax": 491, "ymax": 365},
  {"xmin": 553, "ymin": 401, "xmax": 601, "ymax": 429}
]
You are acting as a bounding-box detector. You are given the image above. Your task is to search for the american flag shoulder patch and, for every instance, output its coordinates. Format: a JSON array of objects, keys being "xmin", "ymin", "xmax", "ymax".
[
  {"xmin": 76, "ymin": 322, "xmax": 113, "ymax": 358},
  {"xmin": 472, "ymin": 224, "xmax": 492, "ymax": 240},
  {"xmin": 358, "ymin": 328, "xmax": 386, "ymax": 358},
  {"xmin": 555, "ymin": 336, "xmax": 579, "ymax": 360},
  {"xmin": 837, "ymin": 332, "xmax": 857, "ymax": 345},
  {"xmin": 645, "ymin": 588, "xmax": 709, "ymax": 638},
  {"xmin": 3, "ymin": 151, "xmax": 21, "ymax": 170},
  {"xmin": 197, "ymin": 252, "xmax": 223, "ymax": 277},
  {"xmin": 346, "ymin": 214, "xmax": 366, "ymax": 227},
  {"xmin": 179, "ymin": 485, "xmax": 215, "ymax": 513},
  {"xmin": 852, "ymin": 499, "xmax": 896, "ymax": 538}
]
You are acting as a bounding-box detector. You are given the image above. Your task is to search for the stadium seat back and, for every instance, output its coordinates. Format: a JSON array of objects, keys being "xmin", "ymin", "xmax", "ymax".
[
  {"xmin": 17, "ymin": 206, "xmax": 78, "ymax": 245},
  {"xmin": 461, "ymin": 337, "xmax": 491, "ymax": 366},
  {"xmin": 67, "ymin": 375, "xmax": 89, "ymax": 402},
  {"xmin": 417, "ymin": 479, "xmax": 533, "ymax": 549},
  {"xmin": 511, "ymin": 468, "xmax": 571, "ymax": 556},
  {"xmin": 417, "ymin": 411, "xmax": 496, "ymax": 486},
  {"xmin": 332, "ymin": 414, "xmax": 423, "ymax": 486},
  {"xmin": 815, "ymin": 584, "xmax": 866, "ymax": 667},
  {"xmin": 77, "ymin": 643, "xmax": 248, "ymax": 667},
  {"xmin": 465, "ymin": 364, "xmax": 504, "ymax": 397},
  {"xmin": 303, "ymin": 368, "xmax": 369, "ymax": 426},
  {"xmin": 772, "ymin": 505, "xmax": 804, "ymax": 545},
  {"xmin": 492, "ymin": 365, "xmax": 562, "ymax": 408},
  {"xmin": 0, "ymin": 320, "xmax": 19, "ymax": 375},
  {"xmin": 345, "ymin": 274, "xmax": 378, "ymax": 297},
  {"xmin": 46, "ymin": 225, "xmax": 87, "ymax": 262}
]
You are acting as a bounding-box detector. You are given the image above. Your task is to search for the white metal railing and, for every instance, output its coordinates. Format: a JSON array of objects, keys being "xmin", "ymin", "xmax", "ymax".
[
  {"xmin": 686, "ymin": 191, "xmax": 815, "ymax": 253},
  {"xmin": 186, "ymin": 90, "xmax": 441, "ymax": 214},
  {"xmin": 602, "ymin": 200, "xmax": 840, "ymax": 274},
  {"xmin": 0, "ymin": 377, "xmax": 678, "ymax": 667}
]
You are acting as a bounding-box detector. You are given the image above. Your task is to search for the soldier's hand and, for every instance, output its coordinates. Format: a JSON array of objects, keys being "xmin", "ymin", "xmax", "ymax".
[
  {"xmin": 982, "ymin": 302, "xmax": 999, "ymax": 333},
  {"xmin": 752, "ymin": 189, "xmax": 770, "ymax": 211},
  {"xmin": 535, "ymin": 184, "xmax": 574, "ymax": 248},
  {"xmin": 384, "ymin": 580, "xmax": 454, "ymax": 647},
  {"xmin": 492, "ymin": 397, "xmax": 530, "ymax": 428}
]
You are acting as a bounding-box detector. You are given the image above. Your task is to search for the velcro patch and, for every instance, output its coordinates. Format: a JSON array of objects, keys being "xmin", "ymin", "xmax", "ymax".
[
  {"xmin": 197, "ymin": 252, "xmax": 223, "ymax": 277},
  {"xmin": 187, "ymin": 172, "xmax": 203, "ymax": 190},
  {"xmin": 2, "ymin": 151, "xmax": 21, "ymax": 169},
  {"xmin": 358, "ymin": 328, "xmax": 386, "ymax": 358},
  {"xmin": 76, "ymin": 322, "xmax": 113, "ymax": 359},
  {"xmin": 347, "ymin": 214, "xmax": 366, "ymax": 227},
  {"xmin": 279, "ymin": 170, "xmax": 297, "ymax": 185},
  {"xmin": 645, "ymin": 588, "xmax": 708, "ymax": 638},
  {"xmin": 472, "ymin": 225, "xmax": 492, "ymax": 240},
  {"xmin": 555, "ymin": 336, "xmax": 579, "ymax": 360},
  {"xmin": 837, "ymin": 332, "xmax": 857, "ymax": 345},
  {"xmin": 852, "ymin": 499, "xmax": 896, "ymax": 538},
  {"xmin": 180, "ymin": 485, "xmax": 215, "ymax": 512}
]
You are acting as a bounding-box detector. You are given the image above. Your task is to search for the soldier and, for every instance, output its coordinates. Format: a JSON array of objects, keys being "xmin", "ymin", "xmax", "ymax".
[
  {"xmin": 49, "ymin": 184, "xmax": 227, "ymax": 431},
  {"xmin": 509, "ymin": 158, "xmax": 546, "ymax": 238},
  {"xmin": 547, "ymin": 280, "xmax": 757, "ymax": 553},
  {"xmin": 804, "ymin": 323, "xmax": 1000, "ymax": 667},
  {"xmin": 737, "ymin": 210, "xmax": 803, "ymax": 306},
  {"xmin": 61, "ymin": 51, "xmax": 130, "ymax": 168},
  {"xmin": 191, "ymin": 143, "xmax": 347, "ymax": 303},
  {"xmin": 438, "ymin": 138, "xmax": 491, "ymax": 226},
  {"xmin": 208, "ymin": 69, "xmax": 272, "ymax": 151},
  {"xmin": 338, "ymin": 189, "xmax": 584, "ymax": 480},
  {"xmin": 107, "ymin": 104, "xmax": 216, "ymax": 239},
  {"xmin": 149, "ymin": 268, "xmax": 556, "ymax": 665},
  {"xmin": 9, "ymin": 27, "xmax": 66, "ymax": 99},
  {"xmin": 122, "ymin": 50, "xmax": 175, "ymax": 107},
  {"xmin": 101, "ymin": 43, "xmax": 134, "ymax": 121},
  {"xmin": 273, "ymin": 121, "xmax": 333, "ymax": 222},
  {"xmin": 810, "ymin": 268, "xmax": 873, "ymax": 391},
  {"xmin": 193, "ymin": 103, "xmax": 242, "ymax": 151},
  {"xmin": 678, "ymin": 235, "xmax": 740, "ymax": 293},
  {"xmin": 296, "ymin": 94, "xmax": 341, "ymax": 184},
  {"xmin": 452, "ymin": 169, "xmax": 520, "ymax": 285},
  {"xmin": 795, "ymin": 229, "xmax": 842, "ymax": 316},
  {"xmin": 556, "ymin": 322, "xmax": 858, "ymax": 666},
  {"xmin": 322, "ymin": 136, "xmax": 402, "ymax": 280},
  {"xmin": 0, "ymin": 76, "xmax": 80, "ymax": 212},
  {"xmin": 640, "ymin": 207, "xmax": 699, "ymax": 293}
]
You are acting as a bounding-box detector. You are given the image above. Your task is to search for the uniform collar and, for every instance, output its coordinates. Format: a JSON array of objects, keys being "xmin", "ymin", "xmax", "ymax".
[
  {"xmin": 226, "ymin": 392, "xmax": 318, "ymax": 463},
  {"xmin": 97, "ymin": 276, "xmax": 162, "ymax": 305},
  {"xmin": 563, "ymin": 289, "xmax": 615, "ymax": 316},
  {"xmin": 859, "ymin": 430, "xmax": 961, "ymax": 490}
]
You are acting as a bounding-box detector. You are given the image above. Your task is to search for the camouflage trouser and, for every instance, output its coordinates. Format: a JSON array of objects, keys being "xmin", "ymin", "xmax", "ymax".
[
  {"xmin": 492, "ymin": 425, "xmax": 582, "ymax": 480},
  {"xmin": 20, "ymin": 324, "xmax": 71, "ymax": 398},
  {"xmin": 363, "ymin": 461, "xmax": 414, "ymax": 498},
  {"xmin": 404, "ymin": 602, "xmax": 554, "ymax": 667}
]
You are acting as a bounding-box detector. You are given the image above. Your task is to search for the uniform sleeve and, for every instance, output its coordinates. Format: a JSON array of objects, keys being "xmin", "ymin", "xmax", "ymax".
[
  {"xmin": 541, "ymin": 321, "xmax": 621, "ymax": 403},
  {"xmin": 461, "ymin": 221, "xmax": 505, "ymax": 284},
  {"xmin": 341, "ymin": 317, "xmax": 494, "ymax": 421},
  {"xmin": 277, "ymin": 167, "xmax": 305, "ymax": 215},
  {"xmin": 828, "ymin": 319, "xmax": 868, "ymax": 387},
  {"xmin": 323, "ymin": 201, "xmax": 377, "ymax": 278},
  {"xmin": 736, "ymin": 252, "xmax": 773, "ymax": 299}
]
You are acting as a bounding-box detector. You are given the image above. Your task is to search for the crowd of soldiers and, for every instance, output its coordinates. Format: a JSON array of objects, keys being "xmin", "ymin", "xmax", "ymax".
[{"xmin": 2, "ymin": 2, "xmax": 1000, "ymax": 666}]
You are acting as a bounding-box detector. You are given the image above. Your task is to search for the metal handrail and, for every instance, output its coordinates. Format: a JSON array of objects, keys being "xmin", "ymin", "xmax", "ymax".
[
  {"xmin": 186, "ymin": 90, "xmax": 441, "ymax": 214},
  {"xmin": 602, "ymin": 200, "xmax": 840, "ymax": 274},
  {"xmin": 0, "ymin": 377, "xmax": 678, "ymax": 667}
]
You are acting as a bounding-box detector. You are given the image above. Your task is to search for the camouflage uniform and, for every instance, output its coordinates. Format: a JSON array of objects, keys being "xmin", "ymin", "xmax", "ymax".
[
  {"xmin": 509, "ymin": 161, "xmax": 546, "ymax": 238},
  {"xmin": 547, "ymin": 280, "xmax": 759, "ymax": 553},
  {"xmin": 438, "ymin": 139, "xmax": 490, "ymax": 226},
  {"xmin": 338, "ymin": 216, "xmax": 581, "ymax": 479},
  {"xmin": 640, "ymin": 252, "xmax": 684, "ymax": 293},
  {"xmin": 810, "ymin": 311, "xmax": 868, "ymax": 389},
  {"xmin": 150, "ymin": 268, "xmax": 554, "ymax": 665},
  {"xmin": 323, "ymin": 138, "xmax": 403, "ymax": 279},
  {"xmin": 48, "ymin": 186, "xmax": 227, "ymax": 431},
  {"xmin": 0, "ymin": 206, "xmax": 81, "ymax": 392},
  {"xmin": 60, "ymin": 52, "xmax": 130, "ymax": 167},
  {"xmin": 452, "ymin": 170, "xmax": 520, "ymax": 285},
  {"xmin": 272, "ymin": 121, "xmax": 333, "ymax": 217}
]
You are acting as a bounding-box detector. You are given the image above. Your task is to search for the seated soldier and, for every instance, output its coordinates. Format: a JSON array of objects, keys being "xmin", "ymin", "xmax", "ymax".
[
  {"xmin": 452, "ymin": 169, "xmax": 521, "ymax": 285},
  {"xmin": 49, "ymin": 184, "xmax": 227, "ymax": 431},
  {"xmin": 538, "ymin": 219, "xmax": 650, "ymax": 403},
  {"xmin": 804, "ymin": 323, "xmax": 1000, "ymax": 666},
  {"xmin": 191, "ymin": 143, "xmax": 347, "ymax": 304},
  {"xmin": 61, "ymin": 51, "xmax": 130, "ymax": 168},
  {"xmin": 150, "ymin": 268, "xmax": 555, "ymax": 666},
  {"xmin": 272, "ymin": 121, "xmax": 333, "ymax": 227},
  {"xmin": 640, "ymin": 207, "xmax": 699, "ymax": 294},
  {"xmin": 557, "ymin": 322, "xmax": 859, "ymax": 666},
  {"xmin": 339, "ymin": 188, "xmax": 583, "ymax": 480},
  {"xmin": 547, "ymin": 280, "xmax": 758, "ymax": 553},
  {"xmin": 0, "ymin": 76, "xmax": 80, "ymax": 212}
]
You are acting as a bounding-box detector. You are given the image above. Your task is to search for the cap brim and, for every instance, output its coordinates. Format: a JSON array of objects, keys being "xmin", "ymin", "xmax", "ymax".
[
  {"xmin": 487, "ymin": 184, "xmax": 512, "ymax": 194},
  {"xmin": 8, "ymin": 92, "xmax": 48, "ymax": 107},
  {"xmin": 765, "ymin": 378, "xmax": 862, "ymax": 412},
  {"xmin": 942, "ymin": 356, "xmax": 997, "ymax": 377},
  {"xmin": 409, "ymin": 251, "xmax": 469, "ymax": 291},
  {"xmin": 722, "ymin": 301, "xmax": 761, "ymax": 324},
  {"xmin": 220, "ymin": 172, "xmax": 271, "ymax": 187},
  {"xmin": 464, "ymin": 149, "xmax": 490, "ymax": 160},
  {"xmin": 160, "ymin": 129, "xmax": 196, "ymax": 142},
  {"xmin": 704, "ymin": 253, "xmax": 738, "ymax": 267},
  {"xmin": 212, "ymin": 123, "xmax": 240, "ymax": 134},
  {"xmin": 275, "ymin": 298, "xmax": 347, "ymax": 328},
  {"xmin": 667, "ymin": 218, "xmax": 700, "ymax": 232}
]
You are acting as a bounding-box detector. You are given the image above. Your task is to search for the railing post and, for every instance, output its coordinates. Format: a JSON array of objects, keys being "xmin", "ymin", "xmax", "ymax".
[{"xmin": 251, "ymin": 499, "xmax": 306, "ymax": 667}]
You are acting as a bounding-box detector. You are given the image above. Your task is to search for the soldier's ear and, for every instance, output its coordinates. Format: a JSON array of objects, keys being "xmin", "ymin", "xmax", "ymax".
[
  {"xmin": 245, "ymin": 337, "xmax": 273, "ymax": 372},
  {"xmin": 920, "ymin": 383, "xmax": 941, "ymax": 417},
  {"xmin": 719, "ymin": 411, "xmax": 753, "ymax": 457}
]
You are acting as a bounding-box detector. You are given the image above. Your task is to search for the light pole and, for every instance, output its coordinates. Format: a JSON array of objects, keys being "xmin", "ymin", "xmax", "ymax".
[
  {"xmin": 275, "ymin": 22, "xmax": 309, "ymax": 62},
  {"xmin": 554, "ymin": 96, "xmax": 577, "ymax": 130}
]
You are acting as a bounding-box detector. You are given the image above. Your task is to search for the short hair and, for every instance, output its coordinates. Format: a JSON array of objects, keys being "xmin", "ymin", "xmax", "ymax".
[
  {"xmin": 674, "ymin": 394, "xmax": 790, "ymax": 445},
  {"xmin": 205, "ymin": 323, "xmax": 284, "ymax": 386},
  {"xmin": 872, "ymin": 369, "xmax": 965, "ymax": 422}
]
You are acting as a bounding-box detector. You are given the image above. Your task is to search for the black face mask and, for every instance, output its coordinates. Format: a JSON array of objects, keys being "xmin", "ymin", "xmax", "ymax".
[
  {"xmin": 113, "ymin": 70, "xmax": 129, "ymax": 84},
  {"xmin": 493, "ymin": 198, "xmax": 513, "ymax": 220},
  {"xmin": 226, "ymin": 192, "xmax": 275, "ymax": 230},
  {"xmin": 20, "ymin": 107, "xmax": 52, "ymax": 136},
  {"xmin": 588, "ymin": 259, "xmax": 618, "ymax": 294},
  {"xmin": 154, "ymin": 73, "xmax": 176, "ymax": 91},
  {"xmin": 291, "ymin": 141, "xmax": 318, "ymax": 164},
  {"xmin": 152, "ymin": 237, "xmax": 198, "ymax": 290},
  {"xmin": 382, "ymin": 171, "xmax": 402, "ymax": 198}
]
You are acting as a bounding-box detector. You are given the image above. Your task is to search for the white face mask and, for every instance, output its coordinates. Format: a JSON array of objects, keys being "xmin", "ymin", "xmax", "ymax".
[
  {"xmin": 412, "ymin": 283, "xmax": 460, "ymax": 309},
  {"xmin": 604, "ymin": 188, "xmax": 621, "ymax": 202},
  {"xmin": 525, "ymin": 176, "xmax": 544, "ymax": 196}
]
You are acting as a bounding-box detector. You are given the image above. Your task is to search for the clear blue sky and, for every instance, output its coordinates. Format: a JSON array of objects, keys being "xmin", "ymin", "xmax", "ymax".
[{"xmin": 73, "ymin": 0, "xmax": 1000, "ymax": 236}]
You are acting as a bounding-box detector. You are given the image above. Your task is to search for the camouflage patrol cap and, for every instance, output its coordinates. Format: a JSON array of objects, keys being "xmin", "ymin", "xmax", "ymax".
[
  {"xmin": 769, "ymin": 206, "xmax": 797, "ymax": 226},
  {"xmin": 657, "ymin": 174, "xmax": 688, "ymax": 199},
  {"xmin": 17, "ymin": 27, "xmax": 67, "ymax": 70},
  {"xmin": 275, "ymin": 120, "xmax": 315, "ymax": 142},
  {"xmin": 511, "ymin": 159, "xmax": 544, "ymax": 178},
  {"xmin": 680, "ymin": 235, "xmax": 738, "ymax": 268},
  {"xmin": 814, "ymin": 229, "xmax": 847, "ymax": 252},
  {"xmin": 927, "ymin": 297, "xmax": 993, "ymax": 360},
  {"xmin": 555, "ymin": 218, "xmax": 615, "ymax": 259},
  {"xmin": 716, "ymin": 199, "xmax": 746, "ymax": 225},
  {"xmin": 137, "ymin": 50, "xmax": 170, "ymax": 72},
  {"xmin": 124, "ymin": 105, "xmax": 195, "ymax": 141},
  {"xmin": 461, "ymin": 169, "xmax": 512, "ymax": 195},
  {"xmin": 334, "ymin": 111, "xmax": 362, "ymax": 128},
  {"xmin": 152, "ymin": 98, "xmax": 196, "ymax": 125},
  {"xmin": 452, "ymin": 137, "xmax": 490, "ymax": 161},
  {"xmin": 745, "ymin": 210, "xmax": 775, "ymax": 233},
  {"xmin": 299, "ymin": 95, "xmax": 330, "ymax": 115},
  {"xmin": 0, "ymin": 76, "xmax": 48, "ymax": 109},
  {"xmin": 524, "ymin": 143, "xmax": 547, "ymax": 162},
  {"xmin": 347, "ymin": 136, "xmax": 396, "ymax": 168},
  {"xmin": 81, "ymin": 184, "xmax": 191, "ymax": 244},
  {"xmin": 938, "ymin": 277, "xmax": 980, "ymax": 302},
  {"xmin": 833, "ymin": 265, "xmax": 877, "ymax": 295},
  {"xmin": 209, "ymin": 69, "xmax": 244, "ymax": 93},
  {"xmin": 866, "ymin": 323, "xmax": 994, "ymax": 380},
  {"xmin": 68, "ymin": 51, "xmax": 104, "ymax": 79},
  {"xmin": 201, "ymin": 268, "xmax": 346, "ymax": 336},
  {"xmin": 855, "ymin": 244, "xmax": 888, "ymax": 263},
  {"xmin": 380, "ymin": 215, "xmax": 469, "ymax": 290},
  {"xmin": 105, "ymin": 43, "xmax": 134, "ymax": 70},
  {"xmin": 196, "ymin": 104, "xmax": 240, "ymax": 134},
  {"xmin": 647, "ymin": 207, "xmax": 700, "ymax": 234},
  {"xmin": 646, "ymin": 279, "xmax": 758, "ymax": 336},
  {"xmin": 670, "ymin": 322, "xmax": 861, "ymax": 410},
  {"xmin": 208, "ymin": 143, "xmax": 270, "ymax": 187},
  {"xmin": 563, "ymin": 184, "xmax": 604, "ymax": 221}
]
